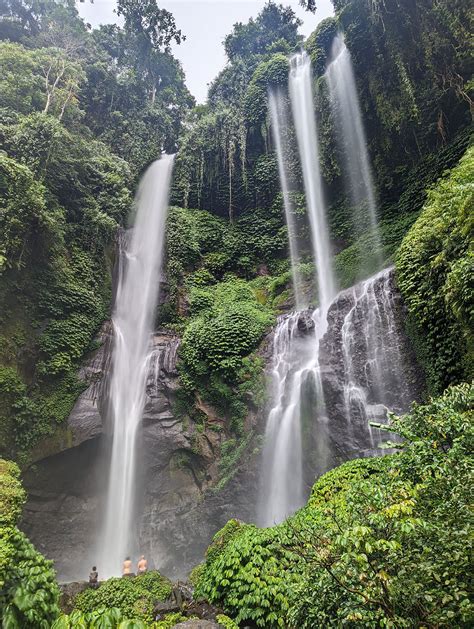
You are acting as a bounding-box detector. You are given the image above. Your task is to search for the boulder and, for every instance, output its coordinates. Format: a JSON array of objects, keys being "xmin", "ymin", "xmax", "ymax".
[
  {"xmin": 59, "ymin": 581, "xmax": 90, "ymax": 614},
  {"xmin": 296, "ymin": 310, "xmax": 315, "ymax": 335}
]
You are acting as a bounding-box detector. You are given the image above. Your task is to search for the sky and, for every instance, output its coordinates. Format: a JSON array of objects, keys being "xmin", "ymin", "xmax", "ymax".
[{"xmin": 77, "ymin": 0, "xmax": 334, "ymax": 103}]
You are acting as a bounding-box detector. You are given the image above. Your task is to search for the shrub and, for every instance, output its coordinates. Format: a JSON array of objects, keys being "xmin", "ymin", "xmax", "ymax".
[
  {"xmin": 195, "ymin": 522, "xmax": 296, "ymax": 627},
  {"xmin": 0, "ymin": 459, "xmax": 25, "ymax": 527},
  {"xmin": 179, "ymin": 277, "xmax": 273, "ymax": 428},
  {"xmin": 74, "ymin": 571, "xmax": 173, "ymax": 623},
  {"xmin": 396, "ymin": 146, "xmax": 474, "ymax": 393},
  {"xmin": 0, "ymin": 458, "xmax": 60, "ymax": 628}
]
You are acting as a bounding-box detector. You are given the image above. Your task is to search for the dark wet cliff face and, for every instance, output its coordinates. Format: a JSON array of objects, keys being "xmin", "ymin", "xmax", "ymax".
[
  {"xmin": 21, "ymin": 326, "xmax": 258, "ymax": 582},
  {"xmin": 301, "ymin": 268, "xmax": 423, "ymax": 481},
  {"xmin": 21, "ymin": 268, "xmax": 422, "ymax": 582}
]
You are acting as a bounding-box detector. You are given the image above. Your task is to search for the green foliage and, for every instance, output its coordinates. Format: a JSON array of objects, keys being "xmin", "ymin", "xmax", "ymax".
[
  {"xmin": 188, "ymin": 563, "xmax": 205, "ymax": 588},
  {"xmin": 154, "ymin": 612, "xmax": 186, "ymax": 628},
  {"xmin": 396, "ymin": 146, "xmax": 474, "ymax": 393},
  {"xmin": 196, "ymin": 521, "xmax": 296, "ymax": 627},
  {"xmin": 216, "ymin": 614, "xmax": 239, "ymax": 629},
  {"xmin": 305, "ymin": 17, "xmax": 338, "ymax": 75},
  {"xmin": 214, "ymin": 431, "xmax": 256, "ymax": 492},
  {"xmin": 195, "ymin": 384, "xmax": 474, "ymax": 628},
  {"xmin": 224, "ymin": 1, "xmax": 302, "ymax": 61},
  {"xmin": 74, "ymin": 572, "xmax": 172, "ymax": 623},
  {"xmin": 0, "ymin": 153, "xmax": 51, "ymax": 273},
  {"xmin": 0, "ymin": 459, "xmax": 60, "ymax": 627},
  {"xmin": 0, "ymin": 459, "xmax": 25, "ymax": 527},
  {"xmin": 0, "ymin": 41, "xmax": 84, "ymax": 121},
  {"xmin": 243, "ymin": 53, "xmax": 290, "ymax": 125},
  {"xmin": 179, "ymin": 277, "xmax": 273, "ymax": 430},
  {"xmin": 52, "ymin": 607, "xmax": 148, "ymax": 628},
  {"xmin": 54, "ymin": 607, "xmax": 187, "ymax": 628}
]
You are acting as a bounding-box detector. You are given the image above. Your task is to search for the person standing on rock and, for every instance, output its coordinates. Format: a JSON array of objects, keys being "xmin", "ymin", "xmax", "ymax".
[
  {"xmin": 122, "ymin": 557, "xmax": 134, "ymax": 577},
  {"xmin": 89, "ymin": 566, "xmax": 99, "ymax": 589},
  {"xmin": 137, "ymin": 555, "xmax": 148, "ymax": 575}
]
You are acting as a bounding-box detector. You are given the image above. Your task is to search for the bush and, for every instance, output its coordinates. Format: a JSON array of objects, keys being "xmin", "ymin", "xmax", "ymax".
[
  {"xmin": 179, "ymin": 277, "xmax": 273, "ymax": 428},
  {"xmin": 195, "ymin": 384, "xmax": 474, "ymax": 628},
  {"xmin": 52, "ymin": 607, "xmax": 147, "ymax": 628},
  {"xmin": 195, "ymin": 522, "xmax": 296, "ymax": 627},
  {"xmin": 0, "ymin": 458, "xmax": 60, "ymax": 628},
  {"xmin": 0, "ymin": 459, "xmax": 25, "ymax": 527},
  {"xmin": 396, "ymin": 146, "xmax": 474, "ymax": 393},
  {"xmin": 74, "ymin": 571, "xmax": 173, "ymax": 623}
]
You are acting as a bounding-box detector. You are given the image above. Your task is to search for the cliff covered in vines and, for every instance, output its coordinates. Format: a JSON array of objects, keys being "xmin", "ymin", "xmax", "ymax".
[{"xmin": 172, "ymin": 0, "xmax": 472, "ymax": 286}]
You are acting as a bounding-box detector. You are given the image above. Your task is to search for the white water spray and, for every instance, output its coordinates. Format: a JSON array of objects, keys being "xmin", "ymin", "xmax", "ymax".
[
  {"xmin": 326, "ymin": 33, "xmax": 382, "ymax": 267},
  {"xmin": 289, "ymin": 51, "xmax": 336, "ymax": 310},
  {"xmin": 258, "ymin": 309, "xmax": 328, "ymax": 526},
  {"xmin": 99, "ymin": 156, "xmax": 174, "ymax": 577},
  {"xmin": 268, "ymin": 89, "xmax": 305, "ymax": 309},
  {"xmin": 259, "ymin": 268, "xmax": 413, "ymax": 525},
  {"xmin": 341, "ymin": 267, "xmax": 410, "ymax": 427}
]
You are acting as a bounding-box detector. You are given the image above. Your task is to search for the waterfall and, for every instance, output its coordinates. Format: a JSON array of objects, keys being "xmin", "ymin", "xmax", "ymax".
[
  {"xmin": 259, "ymin": 268, "xmax": 418, "ymax": 525},
  {"xmin": 325, "ymin": 33, "xmax": 382, "ymax": 270},
  {"xmin": 258, "ymin": 313, "xmax": 305, "ymax": 525},
  {"xmin": 258, "ymin": 309, "xmax": 328, "ymax": 526},
  {"xmin": 268, "ymin": 88, "xmax": 305, "ymax": 309},
  {"xmin": 289, "ymin": 51, "xmax": 336, "ymax": 311},
  {"xmin": 98, "ymin": 155, "xmax": 174, "ymax": 577},
  {"xmin": 259, "ymin": 53, "xmax": 339, "ymax": 525},
  {"xmin": 340, "ymin": 267, "xmax": 412, "ymax": 426}
]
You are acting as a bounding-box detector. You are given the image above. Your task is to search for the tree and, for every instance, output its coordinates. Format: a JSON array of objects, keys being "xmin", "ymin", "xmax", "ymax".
[
  {"xmin": 116, "ymin": 0, "xmax": 184, "ymax": 51},
  {"xmin": 224, "ymin": 1, "xmax": 302, "ymax": 61}
]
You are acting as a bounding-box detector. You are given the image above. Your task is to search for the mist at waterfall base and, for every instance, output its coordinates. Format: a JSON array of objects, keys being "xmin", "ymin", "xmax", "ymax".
[
  {"xmin": 325, "ymin": 33, "xmax": 383, "ymax": 274},
  {"xmin": 97, "ymin": 155, "xmax": 174, "ymax": 578}
]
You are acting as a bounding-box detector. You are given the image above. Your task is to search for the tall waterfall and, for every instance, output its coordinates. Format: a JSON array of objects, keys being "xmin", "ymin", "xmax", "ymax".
[
  {"xmin": 259, "ymin": 53, "xmax": 338, "ymax": 525},
  {"xmin": 268, "ymin": 89, "xmax": 305, "ymax": 309},
  {"xmin": 99, "ymin": 155, "xmax": 174, "ymax": 577},
  {"xmin": 289, "ymin": 51, "xmax": 335, "ymax": 311},
  {"xmin": 326, "ymin": 33, "xmax": 382, "ymax": 270}
]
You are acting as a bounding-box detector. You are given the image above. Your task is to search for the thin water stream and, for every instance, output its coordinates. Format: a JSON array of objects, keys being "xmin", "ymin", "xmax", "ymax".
[
  {"xmin": 289, "ymin": 51, "xmax": 336, "ymax": 311},
  {"xmin": 268, "ymin": 88, "xmax": 305, "ymax": 309},
  {"xmin": 326, "ymin": 33, "xmax": 383, "ymax": 270}
]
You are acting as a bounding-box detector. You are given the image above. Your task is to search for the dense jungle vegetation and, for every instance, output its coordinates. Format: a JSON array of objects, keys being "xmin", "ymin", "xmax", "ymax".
[{"xmin": 0, "ymin": 0, "xmax": 473, "ymax": 627}]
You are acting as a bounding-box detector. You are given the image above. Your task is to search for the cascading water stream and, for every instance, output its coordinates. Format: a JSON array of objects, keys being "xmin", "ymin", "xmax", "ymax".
[
  {"xmin": 289, "ymin": 50, "xmax": 336, "ymax": 311},
  {"xmin": 258, "ymin": 310, "xmax": 327, "ymax": 526},
  {"xmin": 259, "ymin": 52, "xmax": 338, "ymax": 526},
  {"xmin": 325, "ymin": 33, "xmax": 382, "ymax": 270},
  {"xmin": 268, "ymin": 88, "xmax": 305, "ymax": 310},
  {"xmin": 259, "ymin": 268, "xmax": 414, "ymax": 525},
  {"xmin": 98, "ymin": 155, "xmax": 174, "ymax": 577},
  {"xmin": 341, "ymin": 267, "xmax": 412, "ymax": 429}
]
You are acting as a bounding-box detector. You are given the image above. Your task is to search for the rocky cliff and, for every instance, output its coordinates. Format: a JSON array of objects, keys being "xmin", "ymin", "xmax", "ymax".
[
  {"xmin": 21, "ymin": 268, "xmax": 422, "ymax": 582},
  {"xmin": 21, "ymin": 323, "xmax": 259, "ymax": 581},
  {"xmin": 303, "ymin": 268, "xmax": 423, "ymax": 482}
]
